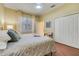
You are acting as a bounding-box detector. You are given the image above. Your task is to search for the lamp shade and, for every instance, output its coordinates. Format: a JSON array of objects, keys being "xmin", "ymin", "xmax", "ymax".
[{"xmin": 7, "ymin": 25, "xmax": 13, "ymax": 29}]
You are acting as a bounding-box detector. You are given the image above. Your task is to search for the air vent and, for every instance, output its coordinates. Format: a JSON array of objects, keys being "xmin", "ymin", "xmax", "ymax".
[{"xmin": 51, "ymin": 5, "xmax": 55, "ymax": 8}]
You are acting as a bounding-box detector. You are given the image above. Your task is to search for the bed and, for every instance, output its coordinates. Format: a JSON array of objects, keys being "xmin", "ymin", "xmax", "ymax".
[{"xmin": 0, "ymin": 34, "xmax": 54, "ymax": 56}]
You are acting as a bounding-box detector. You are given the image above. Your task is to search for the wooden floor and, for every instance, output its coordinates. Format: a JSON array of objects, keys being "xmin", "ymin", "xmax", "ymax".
[{"xmin": 54, "ymin": 42, "xmax": 79, "ymax": 56}]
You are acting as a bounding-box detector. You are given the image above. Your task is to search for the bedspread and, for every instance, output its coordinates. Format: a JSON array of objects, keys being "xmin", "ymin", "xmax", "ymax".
[{"xmin": 0, "ymin": 34, "xmax": 54, "ymax": 56}]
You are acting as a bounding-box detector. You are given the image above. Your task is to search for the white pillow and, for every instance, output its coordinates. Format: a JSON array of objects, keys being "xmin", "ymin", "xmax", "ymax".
[
  {"xmin": 0, "ymin": 30, "xmax": 11, "ymax": 49},
  {"xmin": 0, "ymin": 41, "xmax": 7, "ymax": 49}
]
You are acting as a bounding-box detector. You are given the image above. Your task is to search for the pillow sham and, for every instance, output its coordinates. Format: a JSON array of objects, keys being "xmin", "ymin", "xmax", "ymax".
[
  {"xmin": 0, "ymin": 41, "xmax": 7, "ymax": 50},
  {"xmin": 7, "ymin": 29, "xmax": 21, "ymax": 42},
  {"xmin": 0, "ymin": 30, "xmax": 11, "ymax": 49}
]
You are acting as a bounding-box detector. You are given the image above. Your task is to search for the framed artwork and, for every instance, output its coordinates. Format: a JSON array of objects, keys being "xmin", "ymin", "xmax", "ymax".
[{"xmin": 46, "ymin": 21, "xmax": 51, "ymax": 28}]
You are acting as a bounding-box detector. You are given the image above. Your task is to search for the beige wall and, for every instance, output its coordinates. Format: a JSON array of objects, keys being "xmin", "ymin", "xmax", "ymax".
[
  {"xmin": 0, "ymin": 5, "xmax": 5, "ymax": 29},
  {"xmin": 15, "ymin": 11, "xmax": 22, "ymax": 32},
  {"xmin": 40, "ymin": 4, "xmax": 79, "ymax": 35},
  {"xmin": 0, "ymin": 5, "xmax": 36, "ymax": 33},
  {"xmin": 36, "ymin": 16, "xmax": 44, "ymax": 35},
  {"xmin": 43, "ymin": 4, "xmax": 79, "ymax": 19},
  {"xmin": 0, "ymin": 4, "xmax": 79, "ymax": 35},
  {"xmin": 32, "ymin": 15, "xmax": 36, "ymax": 33},
  {"xmin": 4, "ymin": 7, "xmax": 18, "ymax": 30},
  {"xmin": 0, "ymin": 4, "xmax": 45, "ymax": 35}
]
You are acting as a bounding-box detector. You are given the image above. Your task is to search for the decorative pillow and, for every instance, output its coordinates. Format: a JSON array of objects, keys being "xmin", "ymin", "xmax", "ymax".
[
  {"xmin": 0, "ymin": 30, "xmax": 11, "ymax": 49},
  {"xmin": 7, "ymin": 29, "xmax": 21, "ymax": 42}
]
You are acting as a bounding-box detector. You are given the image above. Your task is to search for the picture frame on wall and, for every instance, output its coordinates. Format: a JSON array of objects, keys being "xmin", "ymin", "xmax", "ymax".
[{"xmin": 46, "ymin": 21, "xmax": 51, "ymax": 28}]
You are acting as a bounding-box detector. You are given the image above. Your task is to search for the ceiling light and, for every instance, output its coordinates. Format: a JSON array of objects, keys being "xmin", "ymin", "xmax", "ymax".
[{"xmin": 36, "ymin": 5, "xmax": 42, "ymax": 9}]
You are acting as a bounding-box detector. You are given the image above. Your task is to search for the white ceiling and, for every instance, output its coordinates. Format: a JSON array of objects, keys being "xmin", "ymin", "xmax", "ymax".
[{"xmin": 3, "ymin": 3, "xmax": 63, "ymax": 16}]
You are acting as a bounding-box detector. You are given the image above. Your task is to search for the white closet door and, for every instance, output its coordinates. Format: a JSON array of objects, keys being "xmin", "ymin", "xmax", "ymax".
[
  {"xmin": 55, "ymin": 14, "xmax": 78, "ymax": 48},
  {"xmin": 55, "ymin": 16, "xmax": 73, "ymax": 45},
  {"xmin": 71, "ymin": 14, "xmax": 78, "ymax": 48},
  {"xmin": 78, "ymin": 14, "xmax": 79, "ymax": 47}
]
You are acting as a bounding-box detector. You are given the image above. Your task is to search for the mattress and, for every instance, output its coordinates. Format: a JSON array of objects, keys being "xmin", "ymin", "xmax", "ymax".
[{"xmin": 0, "ymin": 34, "xmax": 54, "ymax": 56}]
